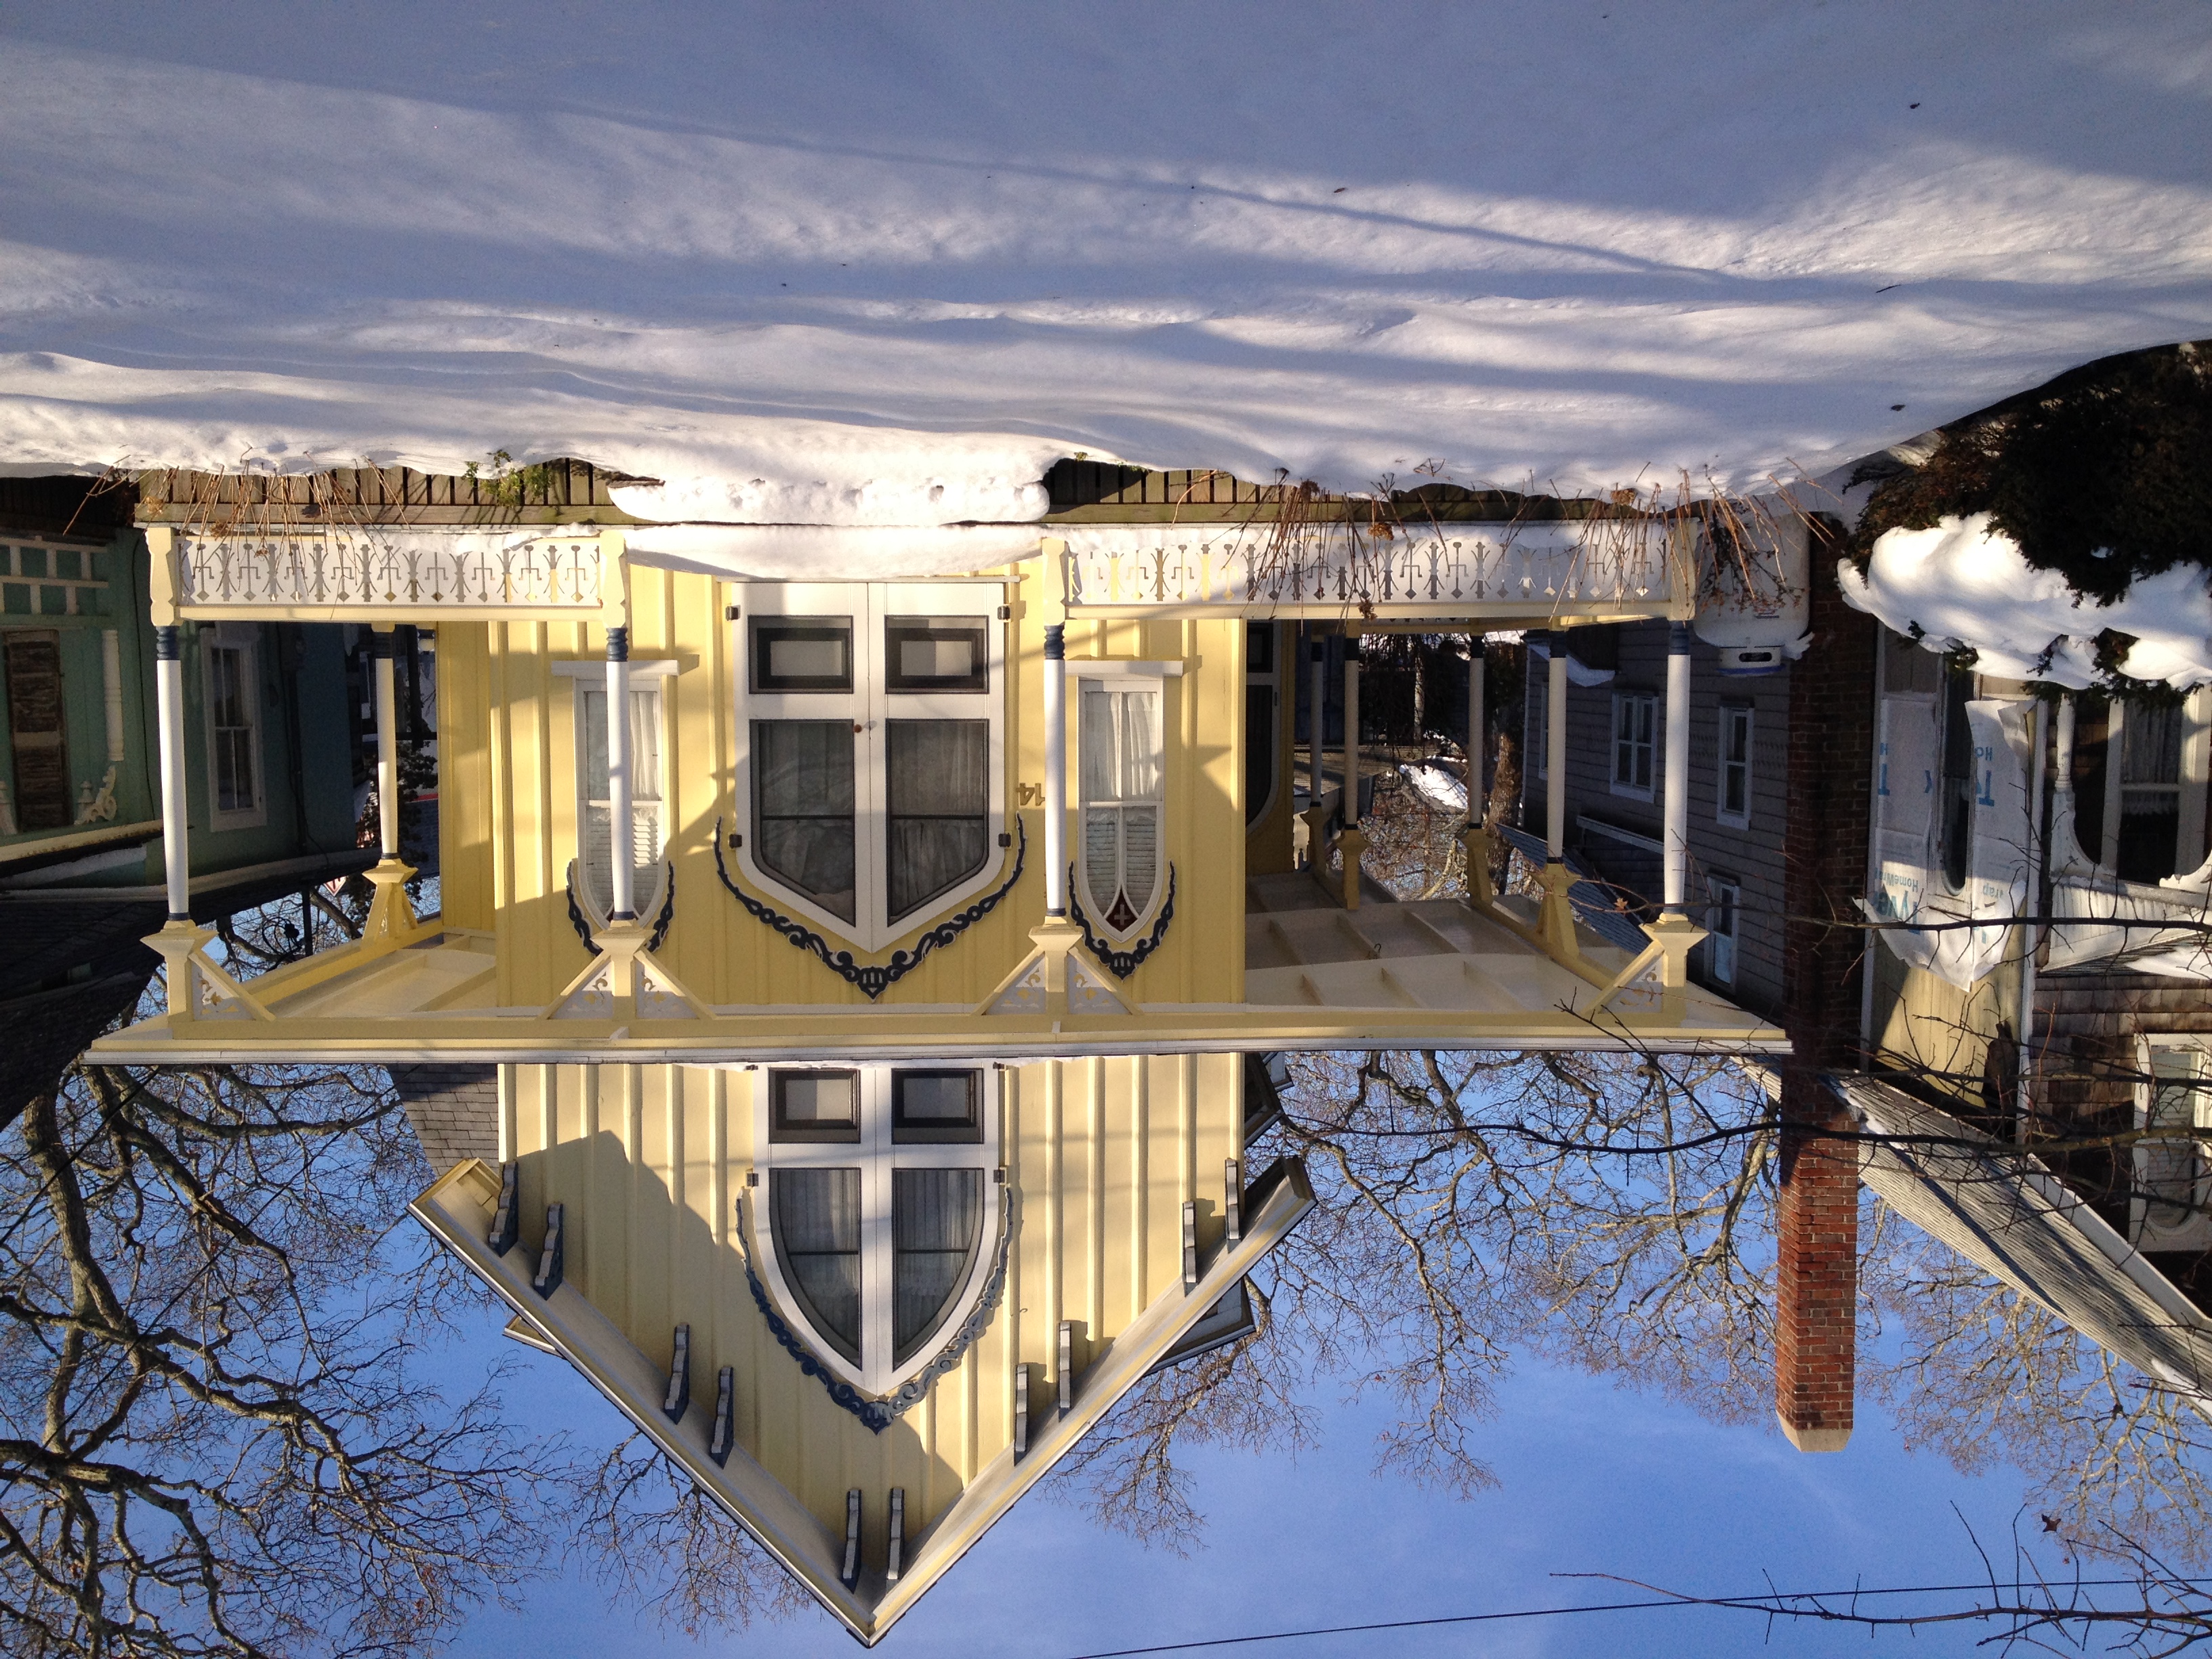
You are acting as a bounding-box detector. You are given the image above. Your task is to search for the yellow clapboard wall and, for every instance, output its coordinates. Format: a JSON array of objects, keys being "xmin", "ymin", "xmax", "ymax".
[
  {"xmin": 436, "ymin": 562, "xmax": 1249, "ymax": 1010},
  {"xmin": 497, "ymin": 1053, "xmax": 1245, "ymax": 1562}
]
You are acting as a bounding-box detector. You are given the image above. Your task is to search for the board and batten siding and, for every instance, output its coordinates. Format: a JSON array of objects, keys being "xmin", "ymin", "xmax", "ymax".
[
  {"xmin": 435, "ymin": 562, "xmax": 1249, "ymax": 1012},
  {"xmin": 495, "ymin": 1053, "xmax": 1244, "ymax": 1561},
  {"xmin": 1548, "ymin": 621, "xmax": 1792, "ymax": 1015}
]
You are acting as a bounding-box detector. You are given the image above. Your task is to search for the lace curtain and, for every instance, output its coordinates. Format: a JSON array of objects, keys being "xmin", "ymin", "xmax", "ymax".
[
  {"xmin": 580, "ymin": 684, "xmax": 664, "ymax": 911},
  {"xmin": 892, "ymin": 1168, "xmax": 983, "ymax": 1362},
  {"xmin": 753, "ymin": 720, "xmax": 858, "ymax": 922},
  {"xmin": 1080, "ymin": 685, "xmax": 1162, "ymax": 932},
  {"xmin": 886, "ymin": 719, "xmax": 989, "ymax": 922},
  {"xmin": 772, "ymin": 1168, "xmax": 863, "ymax": 1362}
]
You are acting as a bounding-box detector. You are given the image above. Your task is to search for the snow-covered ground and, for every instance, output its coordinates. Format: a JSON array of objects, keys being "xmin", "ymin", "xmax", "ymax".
[{"xmin": 2, "ymin": 3, "xmax": 2209, "ymax": 520}]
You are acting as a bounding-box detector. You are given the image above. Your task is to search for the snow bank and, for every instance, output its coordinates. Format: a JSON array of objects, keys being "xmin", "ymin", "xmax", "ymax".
[
  {"xmin": 3, "ymin": 3, "xmax": 2210, "ymax": 521},
  {"xmin": 1837, "ymin": 514, "xmax": 2212, "ymax": 687}
]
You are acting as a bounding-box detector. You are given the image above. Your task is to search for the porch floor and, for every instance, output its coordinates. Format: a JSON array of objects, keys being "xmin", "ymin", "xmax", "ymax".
[{"xmin": 1243, "ymin": 870, "xmax": 1652, "ymax": 1014}]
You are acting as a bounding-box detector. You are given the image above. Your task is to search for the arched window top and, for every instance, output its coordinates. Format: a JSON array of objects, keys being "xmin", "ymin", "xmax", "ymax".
[{"xmin": 748, "ymin": 1064, "xmax": 1001, "ymax": 1397}]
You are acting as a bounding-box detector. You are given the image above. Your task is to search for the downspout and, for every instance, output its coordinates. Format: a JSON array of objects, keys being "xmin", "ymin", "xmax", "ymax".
[{"xmin": 2016, "ymin": 700, "xmax": 2047, "ymax": 1145}]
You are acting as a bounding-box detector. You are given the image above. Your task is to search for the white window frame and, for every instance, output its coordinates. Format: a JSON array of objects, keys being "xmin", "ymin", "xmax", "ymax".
[
  {"xmin": 732, "ymin": 581, "xmax": 1007, "ymax": 954},
  {"xmin": 2133, "ymin": 1037, "xmax": 2212, "ymax": 1252},
  {"xmin": 1076, "ymin": 672, "xmax": 1170, "ymax": 939},
  {"xmin": 556, "ymin": 660, "xmax": 676, "ymax": 915},
  {"xmin": 1717, "ymin": 703, "xmax": 1754, "ymax": 829},
  {"xmin": 201, "ymin": 621, "xmax": 266, "ymax": 830},
  {"xmin": 747, "ymin": 1063, "xmax": 1003, "ymax": 1397},
  {"xmin": 1704, "ymin": 878, "xmax": 1740, "ymax": 985},
  {"xmin": 1610, "ymin": 691, "xmax": 1656, "ymax": 801}
]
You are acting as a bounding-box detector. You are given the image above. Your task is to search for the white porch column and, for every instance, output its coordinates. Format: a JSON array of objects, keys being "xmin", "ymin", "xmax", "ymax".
[
  {"xmin": 1342, "ymin": 645, "xmax": 1361, "ymax": 821},
  {"xmin": 155, "ymin": 623, "xmax": 190, "ymax": 921},
  {"xmin": 605, "ymin": 623, "xmax": 634, "ymax": 920},
  {"xmin": 1467, "ymin": 636, "xmax": 1484, "ymax": 825},
  {"xmin": 371, "ymin": 626, "xmax": 401, "ymax": 863},
  {"xmin": 1545, "ymin": 635, "xmax": 1568, "ymax": 862},
  {"xmin": 1663, "ymin": 621, "xmax": 1691, "ymax": 914},
  {"xmin": 1043, "ymin": 623, "xmax": 1067, "ymax": 916}
]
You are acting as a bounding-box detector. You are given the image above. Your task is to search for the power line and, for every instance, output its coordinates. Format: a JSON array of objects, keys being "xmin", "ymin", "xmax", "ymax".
[{"xmin": 1059, "ymin": 1578, "xmax": 2210, "ymax": 1659}]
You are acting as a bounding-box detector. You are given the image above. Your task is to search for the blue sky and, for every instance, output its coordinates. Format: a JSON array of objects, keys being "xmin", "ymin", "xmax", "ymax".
[{"xmin": 432, "ymin": 1296, "xmax": 2045, "ymax": 1659}]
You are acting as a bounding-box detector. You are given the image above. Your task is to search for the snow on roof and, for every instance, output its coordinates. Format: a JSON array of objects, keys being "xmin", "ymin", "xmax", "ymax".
[
  {"xmin": 1837, "ymin": 514, "xmax": 2212, "ymax": 688},
  {"xmin": 2, "ymin": 5, "xmax": 2209, "ymax": 524}
]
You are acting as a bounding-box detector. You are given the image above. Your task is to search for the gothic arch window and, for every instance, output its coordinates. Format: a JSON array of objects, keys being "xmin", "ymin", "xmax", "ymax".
[
  {"xmin": 732, "ymin": 583, "xmax": 1007, "ymax": 953},
  {"xmin": 749, "ymin": 1064, "xmax": 1002, "ymax": 1395},
  {"xmin": 1077, "ymin": 674, "xmax": 1166, "ymax": 935}
]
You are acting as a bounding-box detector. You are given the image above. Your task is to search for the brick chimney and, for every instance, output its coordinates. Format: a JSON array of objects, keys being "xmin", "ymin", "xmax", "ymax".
[
  {"xmin": 1772, "ymin": 533, "xmax": 1872, "ymax": 1454},
  {"xmin": 1774, "ymin": 1070, "xmax": 1856, "ymax": 1452}
]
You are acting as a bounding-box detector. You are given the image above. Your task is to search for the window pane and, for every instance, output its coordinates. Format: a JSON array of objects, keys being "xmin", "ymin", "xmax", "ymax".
[
  {"xmin": 582, "ymin": 685, "xmax": 662, "ymax": 801},
  {"xmin": 885, "ymin": 720, "xmax": 989, "ymax": 922},
  {"xmin": 771, "ymin": 1168, "xmax": 861, "ymax": 1361},
  {"xmin": 1080, "ymin": 686, "xmax": 1118, "ymax": 800},
  {"xmin": 885, "ymin": 617, "xmax": 988, "ymax": 692},
  {"xmin": 751, "ymin": 617, "xmax": 853, "ymax": 693},
  {"xmin": 893, "ymin": 1168, "xmax": 983, "ymax": 1362},
  {"xmin": 1084, "ymin": 806, "xmax": 1119, "ymax": 911},
  {"xmin": 209, "ymin": 645, "xmax": 255, "ymax": 811},
  {"xmin": 1082, "ymin": 686, "xmax": 1162, "ymax": 802},
  {"xmin": 1120, "ymin": 804, "xmax": 1160, "ymax": 902},
  {"xmin": 2125, "ymin": 701, "xmax": 2185, "ymax": 787},
  {"xmin": 896, "ymin": 1071, "xmax": 975, "ymax": 1120},
  {"xmin": 773, "ymin": 1069, "xmax": 859, "ymax": 1141},
  {"xmin": 754, "ymin": 720, "xmax": 857, "ymax": 922},
  {"xmin": 893, "ymin": 1070, "xmax": 983, "ymax": 1142}
]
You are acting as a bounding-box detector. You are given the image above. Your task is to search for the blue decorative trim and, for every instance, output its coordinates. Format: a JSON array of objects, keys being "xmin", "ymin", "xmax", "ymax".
[
  {"xmin": 565, "ymin": 865, "xmax": 675, "ymax": 954},
  {"xmin": 713, "ymin": 817, "xmax": 1025, "ymax": 1000},
  {"xmin": 1068, "ymin": 864, "xmax": 1176, "ymax": 980},
  {"xmin": 154, "ymin": 626, "xmax": 180, "ymax": 661},
  {"xmin": 606, "ymin": 626, "xmax": 630, "ymax": 662},
  {"xmin": 736, "ymin": 1189, "xmax": 1012, "ymax": 1433}
]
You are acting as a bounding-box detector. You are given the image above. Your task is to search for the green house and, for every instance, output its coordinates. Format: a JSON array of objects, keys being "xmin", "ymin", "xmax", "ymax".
[{"xmin": 0, "ymin": 477, "xmax": 369, "ymax": 1122}]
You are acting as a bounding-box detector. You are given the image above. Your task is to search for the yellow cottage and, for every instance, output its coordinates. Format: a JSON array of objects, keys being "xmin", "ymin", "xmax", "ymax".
[{"xmin": 92, "ymin": 464, "xmax": 1784, "ymax": 1640}]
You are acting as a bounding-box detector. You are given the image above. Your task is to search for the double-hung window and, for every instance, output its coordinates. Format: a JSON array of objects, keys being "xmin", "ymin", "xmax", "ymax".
[
  {"xmin": 735, "ymin": 583, "xmax": 1005, "ymax": 951},
  {"xmin": 579, "ymin": 676, "xmax": 663, "ymax": 916},
  {"xmin": 2135, "ymin": 1042, "xmax": 2212, "ymax": 1251},
  {"xmin": 564, "ymin": 663, "xmax": 671, "ymax": 916},
  {"xmin": 1717, "ymin": 704, "xmax": 1753, "ymax": 827},
  {"xmin": 1078, "ymin": 676, "xmax": 1166, "ymax": 935},
  {"xmin": 1705, "ymin": 877, "xmax": 1740, "ymax": 985},
  {"xmin": 1611, "ymin": 691, "xmax": 1656, "ymax": 800},
  {"xmin": 753, "ymin": 1064, "xmax": 1000, "ymax": 1395},
  {"xmin": 202, "ymin": 623, "xmax": 265, "ymax": 830}
]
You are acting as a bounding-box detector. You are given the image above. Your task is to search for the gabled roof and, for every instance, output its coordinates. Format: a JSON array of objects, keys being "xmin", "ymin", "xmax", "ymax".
[{"xmin": 411, "ymin": 1150, "xmax": 1315, "ymax": 1643}]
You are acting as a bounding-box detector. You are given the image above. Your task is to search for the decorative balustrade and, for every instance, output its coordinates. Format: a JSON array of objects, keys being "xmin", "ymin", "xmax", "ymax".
[
  {"xmin": 174, "ymin": 527, "xmax": 609, "ymax": 616},
  {"xmin": 1061, "ymin": 520, "xmax": 1685, "ymax": 619}
]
